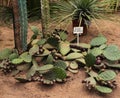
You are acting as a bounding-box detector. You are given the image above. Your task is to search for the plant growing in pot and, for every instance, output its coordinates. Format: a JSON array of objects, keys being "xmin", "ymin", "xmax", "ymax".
[{"xmin": 50, "ymin": 0, "xmax": 114, "ymax": 35}]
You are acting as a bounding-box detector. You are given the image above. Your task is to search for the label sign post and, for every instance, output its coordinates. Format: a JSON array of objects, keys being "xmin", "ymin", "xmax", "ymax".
[{"xmin": 73, "ymin": 27, "xmax": 83, "ymax": 45}]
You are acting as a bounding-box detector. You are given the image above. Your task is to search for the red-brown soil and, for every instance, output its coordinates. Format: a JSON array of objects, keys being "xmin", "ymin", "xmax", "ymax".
[{"xmin": 0, "ymin": 14, "xmax": 120, "ymax": 98}]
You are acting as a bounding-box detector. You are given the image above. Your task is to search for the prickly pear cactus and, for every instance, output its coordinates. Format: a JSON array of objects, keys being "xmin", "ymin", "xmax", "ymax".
[
  {"xmin": 103, "ymin": 45, "xmax": 120, "ymax": 61},
  {"xmin": 90, "ymin": 36, "xmax": 107, "ymax": 46},
  {"xmin": 95, "ymin": 85, "xmax": 112, "ymax": 93}
]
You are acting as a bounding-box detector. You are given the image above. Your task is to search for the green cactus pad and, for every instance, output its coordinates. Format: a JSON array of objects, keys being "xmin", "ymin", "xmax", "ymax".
[
  {"xmin": 26, "ymin": 60, "xmax": 39, "ymax": 79},
  {"xmin": 78, "ymin": 43, "xmax": 91, "ymax": 49},
  {"xmin": 103, "ymin": 45, "xmax": 120, "ymax": 61},
  {"xmin": 53, "ymin": 60, "xmax": 67, "ymax": 69},
  {"xmin": 43, "ymin": 67, "xmax": 67, "ymax": 80},
  {"xmin": 26, "ymin": 65, "xmax": 36, "ymax": 79},
  {"xmin": 15, "ymin": 77, "xmax": 28, "ymax": 83},
  {"xmin": 76, "ymin": 58, "xmax": 86, "ymax": 65},
  {"xmin": 59, "ymin": 41, "xmax": 70, "ymax": 56},
  {"xmin": 20, "ymin": 52, "xmax": 32, "ymax": 63},
  {"xmin": 106, "ymin": 64, "xmax": 120, "ymax": 69},
  {"xmin": 43, "ymin": 43, "xmax": 55, "ymax": 50},
  {"xmin": 85, "ymin": 53, "xmax": 96, "ymax": 67},
  {"xmin": 98, "ymin": 70, "xmax": 116, "ymax": 81},
  {"xmin": 29, "ymin": 45, "xmax": 39, "ymax": 55},
  {"xmin": 85, "ymin": 77, "xmax": 96, "ymax": 85},
  {"xmin": 69, "ymin": 61, "xmax": 78, "ymax": 70},
  {"xmin": 59, "ymin": 31, "xmax": 68, "ymax": 41},
  {"xmin": 37, "ymin": 49, "xmax": 50, "ymax": 57},
  {"xmin": 68, "ymin": 68, "xmax": 79, "ymax": 74},
  {"xmin": 90, "ymin": 36, "xmax": 107, "ymax": 46},
  {"xmin": 66, "ymin": 53, "xmax": 84, "ymax": 60},
  {"xmin": 47, "ymin": 37, "xmax": 59, "ymax": 47},
  {"xmin": 46, "ymin": 54, "xmax": 54, "ymax": 64},
  {"xmin": 95, "ymin": 85, "xmax": 112, "ymax": 93},
  {"xmin": 90, "ymin": 48, "xmax": 103, "ymax": 57},
  {"xmin": 31, "ymin": 39, "xmax": 39, "ymax": 46},
  {"xmin": 88, "ymin": 71, "xmax": 98, "ymax": 77},
  {"xmin": 0, "ymin": 48, "xmax": 12, "ymax": 60},
  {"xmin": 17, "ymin": 64, "xmax": 31, "ymax": 71},
  {"xmin": 12, "ymin": 58, "xmax": 24, "ymax": 64},
  {"xmin": 9, "ymin": 53, "xmax": 19, "ymax": 61},
  {"xmin": 37, "ymin": 39, "xmax": 46, "ymax": 46},
  {"xmin": 38, "ymin": 64, "xmax": 54, "ymax": 71},
  {"xmin": 99, "ymin": 44, "xmax": 107, "ymax": 50}
]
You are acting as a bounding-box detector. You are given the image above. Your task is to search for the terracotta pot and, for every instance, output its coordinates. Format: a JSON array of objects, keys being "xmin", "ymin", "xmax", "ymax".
[{"xmin": 72, "ymin": 19, "xmax": 88, "ymax": 36}]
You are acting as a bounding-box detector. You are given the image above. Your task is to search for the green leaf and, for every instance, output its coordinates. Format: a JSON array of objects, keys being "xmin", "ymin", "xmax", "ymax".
[
  {"xmin": 0, "ymin": 48, "xmax": 12, "ymax": 60},
  {"xmin": 12, "ymin": 58, "xmax": 24, "ymax": 64},
  {"xmin": 90, "ymin": 48, "xmax": 103, "ymax": 57},
  {"xmin": 85, "ymin": 53, "xmax": 96, "ymax": 67},
  {"xmin": 98, "ymin": 70, "xmax": 116, "ymax": 81},
  {"xmin": 20, "ymin": 52, "xmax": 32, "ymax": 63},
  {"xmin": 53, "ymin": 60, "xmax": 67, "ymax": 69},
  {"xmin": 90, "ymin": 36, "xmax": 107, "ymax": 46},
  {"xmin": 29, "ymin": 45, "xmax": 39, "ymax": 55},
  {"xmin": 95, "ymin": 85, "xmax": 112, "ymax": 94},
  {"xmin": 103, "ymin": 45, "xmax": 120, "ymax": 61},
  {"xmin": 59, "ymin": 41, "xmax": 70, "ymax": 56},
  {"xmin": 66, "ymin": 53, "xmax": 84, "ymax": 60}
]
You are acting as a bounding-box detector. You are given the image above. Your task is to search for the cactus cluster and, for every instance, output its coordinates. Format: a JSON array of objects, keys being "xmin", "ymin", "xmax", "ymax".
[{"xmin": 0, "ymin": 28, "xmax": 120, "ymax": 94}]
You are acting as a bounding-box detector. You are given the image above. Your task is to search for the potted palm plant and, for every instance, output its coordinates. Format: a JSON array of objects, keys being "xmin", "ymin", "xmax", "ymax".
[{"xmin": 50, "ymin": 0, "xmax": 114, "ymax": 35}]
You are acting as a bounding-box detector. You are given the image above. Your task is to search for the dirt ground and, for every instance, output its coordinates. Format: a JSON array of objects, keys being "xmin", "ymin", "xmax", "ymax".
[{"xmin": 0, "ymin": 14, "xmax": 120, "ymax": 98}]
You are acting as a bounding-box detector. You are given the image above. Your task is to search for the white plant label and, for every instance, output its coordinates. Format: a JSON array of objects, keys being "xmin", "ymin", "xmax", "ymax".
[
  {"xmin": 73, "ymin": 27, "xmax": 83, "ymax": 45},
  {"xmin": 73, "ymin": 27, "xmax": 83, "ymax": 34}
]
